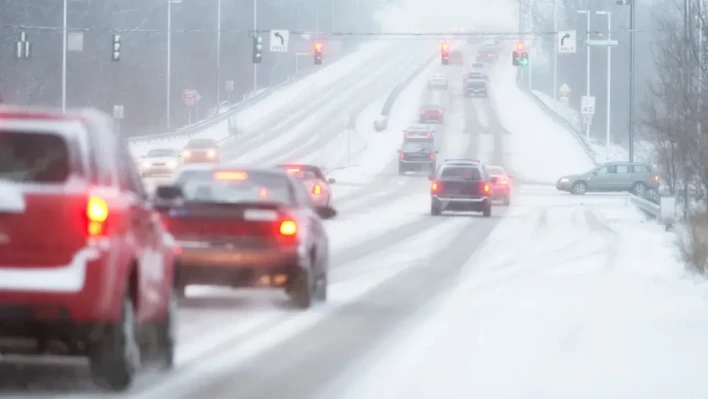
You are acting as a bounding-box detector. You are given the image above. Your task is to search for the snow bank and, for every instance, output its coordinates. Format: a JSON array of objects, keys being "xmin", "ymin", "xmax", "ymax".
[{"xmin": 490, "ymin": 63, "xmax": 595, "ymax": 182}]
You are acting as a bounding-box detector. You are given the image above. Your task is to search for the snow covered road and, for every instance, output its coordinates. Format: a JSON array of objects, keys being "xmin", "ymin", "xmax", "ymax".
[{"xmin": 2, "ymin": 40, "xmax": 703, "ymax": 399}]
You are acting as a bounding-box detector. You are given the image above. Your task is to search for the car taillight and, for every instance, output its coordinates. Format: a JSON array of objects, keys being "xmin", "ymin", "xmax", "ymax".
[
  {"xmin": 86, "ymin": 196, "xmax": 109, "ymax": 236},
  {"xmin": 500, "ymin": 179, "xmax": 508, "ymax": 185},
  {"xmin": 279, "ymin": 220, "xmax": 297, "ymax": 236},
  {"xmin": 312, "ymin": 183, "xmax": 322, "ymax": 195},
  {"xmin": 483, "ymin": 183, "xmax": 490, "ymax": 193},
  {"xmin": 207, "ymin": 150, "xmax": 217, "ymax": 158},
  {"xmin": 431, "ymin": 181, "xmax": 441, "ymax": 193},
  {"xmin": 399, "ymin": 152, "xmax": 405, "ymax": 159},
  {"xmin": 653, "ymin": 175, "xmax": 660, "ymax": 182},
  {"xmin": 429, "ymin": 153, "xmax": 435, "ymax": 160}
]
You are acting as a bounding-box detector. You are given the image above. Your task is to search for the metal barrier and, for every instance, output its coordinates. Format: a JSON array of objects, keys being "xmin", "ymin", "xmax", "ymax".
[{"xmin": 629, "ymin": 193, "xmax": 675, "ymax": 229}]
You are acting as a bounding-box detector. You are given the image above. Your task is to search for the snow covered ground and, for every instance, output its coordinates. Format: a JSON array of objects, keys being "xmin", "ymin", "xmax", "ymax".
[{"xmin": 329, "ymin": 186, "xmax": 708, "ymax": 399}]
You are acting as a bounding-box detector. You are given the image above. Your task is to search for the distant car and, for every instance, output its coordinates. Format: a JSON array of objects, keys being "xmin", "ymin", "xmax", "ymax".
[
  {"xmin": 155, "ymin": 165, "xmax": 335, "ymax": 309},
  {"xmin": 403, "ymin": 124, "xmax": 436, "ymax": 145},
  {"xmin": 448, "ymin": 51, "xmax": 464, "ymax": 65},
  {"xmin": 278, "ymin": 164, "xmax": 336, "ymax": 208},
  {"xmin": 139, "ymin": 148, "xmax": 182, "ymax": 176},
  {"xmin": 428, "ymin": 74, "xmax": 448, "ymax": 90},
  {"xmin": 429, "ymin": 159, "xmax": 493, "ymax": 216},
  {"xmin": 469, "ymin": 62, "xmax": 485, "ymax": 72},
  {"xmin": 464, "ymin": 76, "xmax": 488, "ymax": 97},
  {"xmin": 399, "ymin": 140, "xmax": 437, "ymax": 175},
  {"xmin": 183, "ymin": 138, "xmax": 219, "ymax": 163},
  {"xmin": 476, "ymin": 47, "xmax": 498, "ymax": 62},
  {"xmin": 486, "ymin": 165, "xmax": 512, "ymax": 205},
  {"xmin": 419, "ymin": 104, "xmax": 444, "ymax": 123},
  {"xmin": 556, "ymin": 162, "xmax": 660, "ymax": 196},
  {"xmin": 0, "ymin": 106, "xmax": 176, "ymax": 391}
]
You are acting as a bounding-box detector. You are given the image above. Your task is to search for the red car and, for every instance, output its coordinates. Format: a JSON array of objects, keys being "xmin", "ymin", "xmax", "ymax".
[
  {"xmin": 278, "ymin": 164, "xmax": 336, "ymax": 208},
  {"xmin": 0, "ymin": 106, "xmax": 176, "ymax": 391},
  {"xmin": 486, "ymin": 165, "xmax": 512, "ymax": 204},
  {"xmin": 419, "ymin": 104, "xmax": 444, "ymax": 123},
  {"xmin": 183, "ymin": 138, "xmax": 220, "ymax": 163}
]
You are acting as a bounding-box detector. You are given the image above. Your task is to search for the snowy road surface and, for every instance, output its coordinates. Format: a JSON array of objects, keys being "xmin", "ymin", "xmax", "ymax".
[{"xmin": 3, "ymin": 39, "xmax": 708, "ymax": 399}]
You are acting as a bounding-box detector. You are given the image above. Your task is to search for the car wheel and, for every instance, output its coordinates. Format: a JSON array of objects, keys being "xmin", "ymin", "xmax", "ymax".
[
  {"xmin": 632, "ymin": 182, "xmax": 647, "ymax": 197},
  {"xmin": 430, "ymin": 201, "xmax": 442, "ymax": 216},
  {"xmin": 571, "ymin": 181, "xmax": 587, "ymax": 195},
  {"xmin": 155, "ymin": 289, "xmax": 177, "ymax": 370},
  {"xmin": 314, "ymin": 271, "xmax": 328, "ymax": 302},
  {"xmin": 89, "ymin": 295, "xmax": 140, "ymax": 392},
  {"xmin": 482, "ymin": 203, "xmax": 492, "ymax": 217},
  {"xmin": 290, "ymin": 267, "xmax": 314, "ymax": 310}
]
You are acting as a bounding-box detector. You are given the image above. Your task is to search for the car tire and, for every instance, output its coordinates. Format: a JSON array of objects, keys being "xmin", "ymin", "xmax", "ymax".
[
  {"xmin": 290, "ymin": 268, "xmax": 314, "ymax": 310},
  {"xmin": 571, "ymin": 181, "xmax": 587, "ymax": 195},
  {"xmin": 89, "ymin": 295, "xmax": 140, "ymax": 392},
  {"xmin": 430, "ymin": 201, "xmax": 442, "ymax": 216},
  {"xmin": 155, "ymin": 289, "xmax": 177, "ymax": 370},
  {"xmin": 632, "ymin": 182, "xmax": 647, "ymax": 197},
  {"xmin": 482, "ymin": 203, "xmax": 492, "ymax": 217},
  {"xmin": 314, "ymin": 271, "xmax": 328, "ymax": 302}
]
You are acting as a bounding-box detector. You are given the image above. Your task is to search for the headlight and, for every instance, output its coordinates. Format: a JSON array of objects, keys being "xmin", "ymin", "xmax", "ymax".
[
  {"xmin": 559, "ymin": 178, "xmax": 569, "ymax": 183},
  {"xmin": 166, "ymin": 160, "xmax": 177, "ymax": 168},
  {"xmin": 141, "ymin": 161, "xmax": 151, "ymax": 168},
  {"xmin": 207, "ymin": 150, "xmax": 217, "ymax": 158}
]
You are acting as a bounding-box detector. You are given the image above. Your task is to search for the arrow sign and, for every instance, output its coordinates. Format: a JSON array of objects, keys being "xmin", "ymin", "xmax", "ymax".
[
  {"xmin": 269, "ymin": 29, "xmax": 290, "ymax": 52},
  {"xmin": 558, "ymin": 30, "xmax": 576, "ymax": 53}
]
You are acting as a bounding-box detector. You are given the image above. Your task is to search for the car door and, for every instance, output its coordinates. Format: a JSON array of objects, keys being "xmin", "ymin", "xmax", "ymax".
[
  {"xmin": 115, "ymin": 140, "xmax": 165, "ymax": 323},
  {"xmin": 290, "ymin": 178, "xmax": 327, "ymax": 275},
  {"xmin": 586, "ymin": 165, "xmax": 615, "ymax": 191},
  {"xmin": 613, "ymin": 164, "xmax": 633, "ymax": 191}
]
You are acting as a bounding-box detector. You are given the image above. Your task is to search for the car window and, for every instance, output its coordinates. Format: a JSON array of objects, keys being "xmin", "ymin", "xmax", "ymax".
[
  {"xmin": 175, "ymin": 170, "xmax": 294, "ymax": 205},
  {"xmin": 631, "ymin": 164, "xmax": 651, "ymax": 173},
  {"xmin": 616, "ymin": 165, "xmax": 630, "ymax": 174},
  {"xmin": 186, "ymin": 140, "xmax": 217, "ymax": 149},
  {"xmin": 486, "ymin": 166, "xmax": 506, "ymax": 176},
  {"xmin": 597, "ymin": 165, "xmax": 617, "ymax": 174},
  {"xmin": 441, "ymin": 166, "xmax": 481, "ymax": 180},
  {"xmin": 403, "ymin": 141, "xmax": 434, "ymax": 151},
  {"xmin": 0, "ymin": 131, "xmax": 79, "ymax": 183}
]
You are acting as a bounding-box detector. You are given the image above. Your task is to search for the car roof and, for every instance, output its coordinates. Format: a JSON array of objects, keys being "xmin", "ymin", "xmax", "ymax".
[
  {"xmin": 420, "ymin": 104, "xmax": 442, "ymax": 108},
  {"xmin": 173, "ymin": 164, "xmax": 289, "ymax": 180}
]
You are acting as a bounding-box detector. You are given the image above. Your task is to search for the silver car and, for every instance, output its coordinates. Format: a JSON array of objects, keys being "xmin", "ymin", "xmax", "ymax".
[
  {"xmin": 138, "ymin": 148, "xmax": 182, "ymax": 176},
  {"xmin": 556, "ymin": 162, "xmax": 660, "ymax": 196}
]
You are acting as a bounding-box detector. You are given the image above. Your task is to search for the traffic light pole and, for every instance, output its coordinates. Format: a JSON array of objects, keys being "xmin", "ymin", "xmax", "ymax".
[
  {"xmin": 628, "ymin": 0, "xmax": 635, "ymax": 162},
  {"xmin": 552, "ymin": 0, "xmax": 558, "ymax": 100},
  {"xmin": 216, "ymin": 0, "xmax": 221, "ymax": 109},
  {"xmin": 253, "ymin": 0, "xmax": 258, "ymax": 93}
]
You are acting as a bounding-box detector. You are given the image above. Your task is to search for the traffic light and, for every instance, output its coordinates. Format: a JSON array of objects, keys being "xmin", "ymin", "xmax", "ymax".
[
  {"xmin": 314, "ymin": 41, "xmax": 323, "ymax": 65},
  {"xmin": 441, "ymin": 42, "xmax": 450, "ymax": 65},
  {"xmin": 112, "ymin": 34, "xmax": 121, "ymax": 62},
  {"xmin": 515, "ymin": 41, "xmax": 525, "ymax": 52},
  {"xmin": 252, "ymin": 35, "xmax": 263, "ymax": 64}
]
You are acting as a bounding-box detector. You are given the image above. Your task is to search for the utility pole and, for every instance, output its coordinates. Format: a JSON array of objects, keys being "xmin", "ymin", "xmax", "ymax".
[
  {"xmin": 553, "ymin": 0, "xmax": 558, "ymax": 100},
  {"xmin": 253, "ymin": 0, "xmax": 258, "ymax": 93},
  {"xmin": 597, "ymin": 11, "xmax": 612, "ymax": 150},
  {"xmin": 61, "ymin": 0, "xmax": 67, "ymax": 112},
  {"xmin": 629, "ymin": 0, "xmax": 635, "ymax": 162},
  {"xmin": 578, "ymin": 10, "xmax": 592, "ymax": 141},
  {"xmin": 216, "ymin": 0, "xmax": 222, "ymax": 109}
]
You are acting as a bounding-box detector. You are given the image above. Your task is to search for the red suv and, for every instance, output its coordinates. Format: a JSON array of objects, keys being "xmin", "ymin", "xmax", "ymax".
[{"xmin": 0, "ymin": 106, "xmax": 177, "ymax": 391}]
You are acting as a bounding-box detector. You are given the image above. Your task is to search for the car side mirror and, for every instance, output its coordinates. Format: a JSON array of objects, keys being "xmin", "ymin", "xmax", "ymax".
[
  {"xmin": 155, "ymin": 185, "xmax": 183, "ymax": 201},
  {"xmin": 315, "ymin": 206, "xmax": 337, "ymax": 219},
  {"xmin": 327, "ymin": 178, "xmax": 336, "ymax": 184},
  {"xmin": 490, "ymin": 177, "xmax": 499, "ymax": 184}
]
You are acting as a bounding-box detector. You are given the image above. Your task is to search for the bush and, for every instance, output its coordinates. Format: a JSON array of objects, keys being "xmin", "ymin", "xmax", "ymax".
[{"xmin": 676, "ymin": 211, "xmax": 708, "ymax": 275}]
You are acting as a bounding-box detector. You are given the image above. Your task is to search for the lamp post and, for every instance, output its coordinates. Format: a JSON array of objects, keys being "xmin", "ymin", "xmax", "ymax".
[
  {"xmin": 596, "ymin": 10, "xmax": 612, "ymax": 151},
  {"xmin": 577, "ymin": 9, "xmax": 591, "ymax": 141}
]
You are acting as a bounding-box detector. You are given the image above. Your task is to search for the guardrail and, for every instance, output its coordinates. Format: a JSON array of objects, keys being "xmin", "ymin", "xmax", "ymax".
[
  {"xmin": 127, "ymin": 47, "xmax": 358, "ymax": 146},
  {"xmin": 374, "ymin": 53, "xmax": 437, "ymax": 132},
  {"xmin": 629, "ymin": 193, "xmax": 675, "ymax": 230},
  {"xmin": 515, "ymin": 70, "xmax": 597, "ymax": 164}
]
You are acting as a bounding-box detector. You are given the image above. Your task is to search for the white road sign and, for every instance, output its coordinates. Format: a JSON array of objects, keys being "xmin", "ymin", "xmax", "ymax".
[
  {"xmin": 558, "ymin": 30, "xmax": 577, "ymax": 53},
  {"xmin": 581, "ymin": 95, "xmax": 596, "ymax": 115},
  {"xmin": 560, "ymin": 97, "xmax": 570, "ymax": 106},
  {"xmin": 269, "ymin": 30, "xmax": 290, "ymax": 52},
  {"xmin": 558, "ymin": 83, "xmax": 571, "ymax": 97},
  {"xmin": 582, "ymin": 114, "xmax": 593, "ymax": 125}
]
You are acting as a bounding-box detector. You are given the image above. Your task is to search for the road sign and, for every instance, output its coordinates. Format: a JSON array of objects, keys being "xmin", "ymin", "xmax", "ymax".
[
  {"xmin": 182, "ymin": 89, "xmax": 200, "ymax": 106},
  {"xmin": 269, "ymin": 29, "xmax": 290, "ymax": 52},
  {"xmin": 585, "ymin": 39, "xmax": 619, "ymax": 46},
  {"xmin": 558, "ymin": 30, "xmax": 576, "ymax": 53},
  {"xmin": 581, "ymin": 96, "xmax": 596, "ymax": 115},
  {"xmin": 225, "ymin": 80, "xmax": 234, "ymax": 92},
  {"xmin": 113, "ymin": 105, "xmax": 124, "ymax": 120},
  {"xmin": 559, "ymin": 83, "xmax": 571, "ymax": 97},
  {"xmin": 560, "ymin": 97, "xmax": 570, "ymax": 106},
  {"xmin": 582, "ymin": 114, "xmax": 593, "ymax": 125}
]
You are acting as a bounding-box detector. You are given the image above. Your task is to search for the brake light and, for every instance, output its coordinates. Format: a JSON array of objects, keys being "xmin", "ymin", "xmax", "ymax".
[
  {"xmin": 86, "ymin": 196, "xmax": 109, "ymax": 236},
  {"xmin": 214, "ymin": 171, "xmax": 247, "ymax": 180},
  {"xmin": 207, "ymin": 149, "xmax": 217, "ymax": 158},
  {"xmin": 653, "ymin": 175, "xmax": 659, "ymax": 182},
  {"xmin": 431, "ymin": 181, "xmax": 441, "ymax": 193},
  {"xmin": 312, "ymin": 183, "xmax": 322, "ymax": 195},
  {"xmin": 287, "ymin": 167, "xmax": 301, "ymax": 173},
  {"xmin": 399, "ymin": 152, "xmax": 405, "ymax": 159},
  {"xmin": 483, "ymin": 183, "xmax": 490, "ymax": 193},
  {"xmin": 429, "ymin": 153, "xmax": 435, "ymax": 160},
  {"xmin": 279, "ymin": 220, "xmax": 297, "ymax": 236}
]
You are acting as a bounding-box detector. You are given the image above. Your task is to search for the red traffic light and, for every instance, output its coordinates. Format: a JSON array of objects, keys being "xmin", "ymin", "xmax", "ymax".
[
  {"xmin": 516, "ymin": 42, "xmax": 525, "ymax": 51},
  {"xmin": 441, "ymin": 43, "xmax": 449, "ymax": 51},
  {"xmin": 314, "ymin": 42, "xmax": 323, "ymax": 51}
]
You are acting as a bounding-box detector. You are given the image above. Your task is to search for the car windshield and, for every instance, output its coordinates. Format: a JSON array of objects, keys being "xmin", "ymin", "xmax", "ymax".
[
  {"xmin": 174, "ymin": 169, "xmax": 292, "ymax": 204},
  {"xmin": 403, "ymin": 141, "xmax": 434, "ymax": 152},
  {"xmin": 0, "ymin": 131, "xmax": 74, "ymax": 183},
  {"xmin": 147, "ymin": 149, "xmax": 178, "ymax": 157},
  {"xmin": 486, "ymin": 166, "xmax": 506, "ymax": 176},
  {"xmin": 186, "ymin": 140, "xmax": 217, "ymax": 149},
  {"xmin": 421, "ymin": 105, "xmax": 441, "ymax": 110},
  {"xmin": 441, "ymin": 166, "xmax": 481, "ymax": 180}
]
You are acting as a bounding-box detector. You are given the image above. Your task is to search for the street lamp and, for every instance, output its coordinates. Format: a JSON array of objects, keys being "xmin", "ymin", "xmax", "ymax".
[
  {"xmin": 216, "ymin": 0, "xmax": 222, "ymax": 110},
  {"xmin": 577, "ymin": 9, "xmax": 591, "ymax": 141},
  {"xmin": 596, "ymin": 10, "xmax": 612, "ymax": 151},
  {"xmin": 166, "ymin": 0, "xmax": 182, "ymax": 130},
  {"xmin": 61, "ymin": 0, "xmax": 67, "ymax": 112},
  {"xmin": 253, "ymin": 0, "xmax": 258, "ymax": 92}
]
